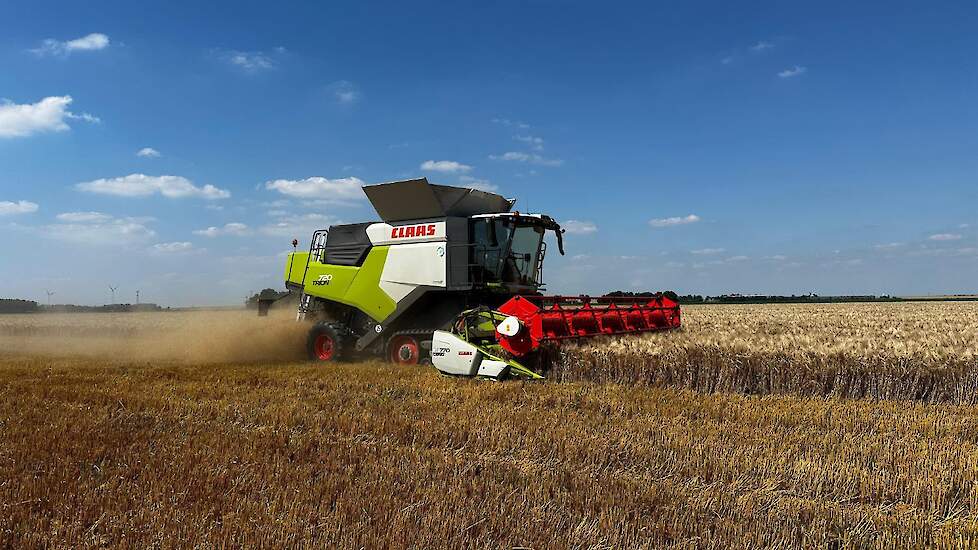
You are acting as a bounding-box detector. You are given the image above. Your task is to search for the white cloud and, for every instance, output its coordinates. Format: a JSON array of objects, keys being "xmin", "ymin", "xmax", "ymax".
[
  {"xmin": 726, "ymin": 255, "xmax": 750, "ymax": 262},
  {"xmin": 77, "ymin": 174, "xmax": 231, "ymax": 200},
  {"xmin": 489, "ymin": 151, "xmax": 563, "ymax": 167},
  {"xmin": 561, "ymin": 220, "xmax": 598, "ymax": 235},
  {"xmin": 260, "ymin": 213, "xmax": 336, "ymax": 237},
  {"xmin": 750, "ymin": 41, "xmax": 774, "ymax": 52},
  {"xmin": 763, "ymin": 254, "xmax": 788, "ymax": 261},
  {"xmin": 42, "ymin": 216, "xmax": 156, "ymax": 245},
  {"xmin": 691, "ymin": 247, "xmax": 725, "ymax": 255},
  {"xmin": 571, "ymin": 254, "xmax": 590, "ymax": 261},
  {"xmin": 874, "ymin": 242, "xmax": 904, "ymax": 250},
  {"xmin": 0, "ymin": 200, "xmax": 39, "ymax": 215},
  {"xmin": 0, "ymin": 96, "xmax": 99, "ymax": 138},
  {"xmin": 265, "ymin": 176, "xmax": 365, "ymax": 202},
  {"xmin": 327, "ymin": 80, "xmax": 360, "ymax": 104},
  {"xmin": 649, "ymin": 214, "xmax": 700, "ymax": 228},
  {"xmin": 137, "ymin": 147, "xmax": 161, "ymax": 158},
  {"xmin": 929, "ymin": 233, "xmax": 962, "ymax": 241},
  {"xmin": 778, "ymin": 66, "xmax": 807, "ymax": 78},
  {"xmin": 221, "ymin": 50, "xmax": 276, "ymax": 72},
  {"xmin": 150, "ymin": 242, "xmax": 195, "ymax": 254},
  {"xmin": 31, "ymin": 33, "xmax": 110, "ymax": 56},
  {"xmin": 193, "ymin": 222, "xmax": 249, "ymax": 237},
  {"xmin": 420, "ymin": 160, "xmax": 472, "ymax": 173},
  {"xmin": 492, "ymin": 118, "xmax": 530, "ymax": 129},
  {"xmin": 514, "ymin": 135, "xmax": 544, "ymax": 150},
  {"xmin": 458, "ymin": 176, "xmax": 498, "ymax": 192},
  {"xmin": 56, "ymin": 211, "xmax": 111, "ymax": 223}
]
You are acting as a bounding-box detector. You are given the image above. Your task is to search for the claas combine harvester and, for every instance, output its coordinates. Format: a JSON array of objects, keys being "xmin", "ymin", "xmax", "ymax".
[{"xmin": 279, "ymin": 178, "xmax": 681, "ymax": 379}]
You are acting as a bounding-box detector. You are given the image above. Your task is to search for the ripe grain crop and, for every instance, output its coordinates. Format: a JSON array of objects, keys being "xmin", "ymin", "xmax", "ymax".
[
  {"xmin": 2, "ymin": 303, "xmax": 978, "ymax": 546},
  {"xmin": 557, "ymin": 302, "xmax": 978, "ymax": 403},
  {"xmin": 2, "ymin": 354, "xmax": 978, "ymax": 548}
]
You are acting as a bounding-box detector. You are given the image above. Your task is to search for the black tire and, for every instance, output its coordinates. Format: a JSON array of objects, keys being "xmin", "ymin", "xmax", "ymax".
[{"xmin": 306, "ymin": 323, "xmax": 346, "ymax": 362}]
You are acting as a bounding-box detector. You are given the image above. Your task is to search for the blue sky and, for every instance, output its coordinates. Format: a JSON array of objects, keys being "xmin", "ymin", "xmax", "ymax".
[{"xmin": 1, "ymin": 0, "xmax": 976, "ymax": 306}]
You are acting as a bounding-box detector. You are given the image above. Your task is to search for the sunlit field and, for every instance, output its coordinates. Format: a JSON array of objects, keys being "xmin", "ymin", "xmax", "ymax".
[{"xmin": 2, "ymin": 303, "xmax": 977, "ymax": 547}]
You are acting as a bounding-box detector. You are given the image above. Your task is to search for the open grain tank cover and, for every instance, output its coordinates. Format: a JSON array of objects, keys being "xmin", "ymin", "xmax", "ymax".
[{"xmin": 363, "ymin": 178, "xmax": 514, "ymax": 222}]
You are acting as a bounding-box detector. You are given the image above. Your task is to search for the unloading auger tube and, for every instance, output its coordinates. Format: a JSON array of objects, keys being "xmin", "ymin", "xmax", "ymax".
[{"xmin": 273, "ymin": 177, "xmax": 682, "ymax": 379}]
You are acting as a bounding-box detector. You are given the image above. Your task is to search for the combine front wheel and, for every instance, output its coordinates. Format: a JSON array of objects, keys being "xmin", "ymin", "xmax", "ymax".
[
  {"xmin": 388, "ymin": 335, "xmax": 421, "ymax": 365},
  {"xmin": 307, "ymin": 323, "xmax": 345, "ymax": 362}
]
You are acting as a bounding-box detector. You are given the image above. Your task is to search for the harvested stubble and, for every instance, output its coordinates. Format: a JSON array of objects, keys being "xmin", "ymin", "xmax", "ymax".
[
  {"xmin": 555, "ymin": 302, "xmax": 978, "ymax": 403},
  {"xmin": 2, "ymin": 354, "xmax": 978, "ymax": 548}
]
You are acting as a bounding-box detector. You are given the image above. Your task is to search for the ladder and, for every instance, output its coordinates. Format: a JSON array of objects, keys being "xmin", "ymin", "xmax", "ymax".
[{"xmin": 296, "ymin": 230, "xmax": 328, "ymax": 321}]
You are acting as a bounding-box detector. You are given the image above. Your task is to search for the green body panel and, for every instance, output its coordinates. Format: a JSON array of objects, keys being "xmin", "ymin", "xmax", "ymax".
[
  {"xmin": 284, "ymin": 252, "xmax": 310, "ymax": 286},
  {"xmin": 285, "ymin": 247, "xmax": 397, "ymax": 322}
]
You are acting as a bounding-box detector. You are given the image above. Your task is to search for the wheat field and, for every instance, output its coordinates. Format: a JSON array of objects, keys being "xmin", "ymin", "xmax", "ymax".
[{"xmin": 1, "ymin": 302, "xmax": 977, "ymax": 547}]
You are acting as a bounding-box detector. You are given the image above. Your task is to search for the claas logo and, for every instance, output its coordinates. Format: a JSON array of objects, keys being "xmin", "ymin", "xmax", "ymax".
[{"xmin": 390, "ymin": 224, "xmax": 437, "ymax": 239}]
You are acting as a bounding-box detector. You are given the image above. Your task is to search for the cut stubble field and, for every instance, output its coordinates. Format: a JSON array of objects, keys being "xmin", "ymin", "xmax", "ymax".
[{"xmin": 1, "ymin": 303, "xmax": 977, "ymax": 547}]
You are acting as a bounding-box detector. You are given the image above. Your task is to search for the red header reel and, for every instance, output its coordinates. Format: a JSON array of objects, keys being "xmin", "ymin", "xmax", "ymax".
[{"xmin": 494, "ymin": 294, "xmax": 682, "ymax": 356}]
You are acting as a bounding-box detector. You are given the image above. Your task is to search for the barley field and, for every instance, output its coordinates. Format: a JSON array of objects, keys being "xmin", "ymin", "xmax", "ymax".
[{"xmin": 1, "ymin": 302, "xmax": 977, "ymax": 547}]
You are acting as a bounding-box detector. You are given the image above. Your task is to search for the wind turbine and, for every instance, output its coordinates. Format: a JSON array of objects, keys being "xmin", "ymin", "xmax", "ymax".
[
  {"xmin": 109, "ymin": 285, "xmax": 118, "ymax": 305},
  {"xmin": 44, "ymin": 290, "xmax": 55, "ymax": 307},
  {"xmin": 136, "ymin": 290, "xmax": 140, "ymax": 305}
]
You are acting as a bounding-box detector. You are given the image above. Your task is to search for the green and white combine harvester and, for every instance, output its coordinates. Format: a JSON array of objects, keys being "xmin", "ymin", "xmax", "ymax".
[{"xmin": 278, "ymin": 178, "xmax": 682, "ymax": 379}]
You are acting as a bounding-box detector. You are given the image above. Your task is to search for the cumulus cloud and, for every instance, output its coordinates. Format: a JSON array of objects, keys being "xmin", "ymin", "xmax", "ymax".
[
  {"xmin": 489, "ymin": 151, "xmax": 563, "ymax": 167},
  {"xmin": 193, "ymin": 222, "xmax": 249, "ymax": 237},
  {"xmin": 691, "ymin": 247, "xmax": 725, "ymax": 255},
  {"xmin": 136, "ymin": 147, "xmax": 161, "ymax": 158},
  {"xmin": 561, "ymin": 220, "xmax": 598, "ymax": 235},
  {"xmin": 56, "ymin": 211, "xmax": 111, "ymax": 223},
  {"xmin": 420, "ymin": 160, "xmax": 472, "ymax": 173},
  {"xmin": 492, "ymin": 118, "xmax": 530, "ymax": 129},
  {"xmin": 649, "ymin": 214, "xmax": 700, "ymax": 228},
  {"xmin": 265, "ymin": 176, "xmax": 365, "ymax": 202},
  {"xmin": 42, "ymin": 215, "xmax": 156, "ymax": 245},
  {"xmin": 327, "ymin": 80, "xmax": 360, "ymax": 104},
  {"xmin": 215, "ymin": 48, "xmax": 279, "ymax": 72},
  {"xmin": 31, "ymin": 33, "xmax": 110, "ymax": 56},
  {"xmin": 458, "ymin": 176, "xmax": 498, "ymax": 192},
  {"xmin": 0, "ymin": 200, "xmax": 39, "ymax": 215},
  {"xmin": 76, "ymin": 174, "xmax": 231, "ymax": 200},
  {"xmin": 514, "ymin": 135, "xmax": 544, "ymax": 150},
  {"xmin": 778, "ymin": 66, "xmax": 807, "ymax": 78},
  {"xmin": 0, "ymin": 96, "xmax": 99, "ymax": 138},
  {"xmin": 929, "ymin": 233, "xmax": 962, "ymax": 241},
  {"xmin": 150, "ymin": 242, "xmax": 195, "ymax": 254},
  {"xmin": 260, "ymin": 213, "xmax": 336, "ymax": 237}
]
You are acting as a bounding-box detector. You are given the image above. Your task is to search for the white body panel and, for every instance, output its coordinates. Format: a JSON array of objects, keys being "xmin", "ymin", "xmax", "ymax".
[
  {"xmin": 431, "ymin": 331, "xmax": 508, "ymax": 379},
  {"xmin": 431, "ymin": 331, "xmax": 480, "ymax": 376},
  {"xmin": 367, "ymin": 220, "xmax": 446, "ymax": 246},
  {"xmin": 379, "ymin": 242, "xmax": 447, "ymax": 302}
]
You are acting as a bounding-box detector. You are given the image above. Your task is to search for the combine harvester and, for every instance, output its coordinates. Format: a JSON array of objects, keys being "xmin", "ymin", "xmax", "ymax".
[{"xmin": 279, "ymin": 178, "xmax": 681, "ymax": 379}]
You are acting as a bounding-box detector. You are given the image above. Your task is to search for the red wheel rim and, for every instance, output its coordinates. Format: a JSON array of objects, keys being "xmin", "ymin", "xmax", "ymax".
[
  {"xmin": 389, "ymin": 336, "xmax": 420, "ymax": 365},
  {"xmin": 314, "ymin": 334, "xmax": 335, "ymax": 360}
]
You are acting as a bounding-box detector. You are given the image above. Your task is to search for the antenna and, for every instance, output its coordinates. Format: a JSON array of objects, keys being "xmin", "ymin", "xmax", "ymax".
[
  {"xmin": 109, "ymin": 285, "xmax": 118, "ymax": 305},
  {"xmin": 44, "ymin": 290, "xmax": 55, "ymax": 306}
]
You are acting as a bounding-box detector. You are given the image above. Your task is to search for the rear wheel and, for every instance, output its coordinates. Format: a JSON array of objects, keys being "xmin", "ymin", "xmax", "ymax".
[
  {"xmin": 388, "ymin": 335, "xmax": 422, "ymax": 365},
  {"xmin": 307, "ymin": 323, "xmax": 346, "ymax": 362}
]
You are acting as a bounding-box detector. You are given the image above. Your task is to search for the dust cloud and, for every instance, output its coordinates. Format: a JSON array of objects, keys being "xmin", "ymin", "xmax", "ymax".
[{"xmin": 0, "ymin": 309, "xmax": 310, "ymax": 364}]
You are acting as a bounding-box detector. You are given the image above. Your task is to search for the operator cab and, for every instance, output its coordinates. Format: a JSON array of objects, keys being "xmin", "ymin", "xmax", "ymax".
[{"xmin": 468, "ymin": 213, "xmax": 564, "ymax": 292}]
